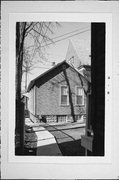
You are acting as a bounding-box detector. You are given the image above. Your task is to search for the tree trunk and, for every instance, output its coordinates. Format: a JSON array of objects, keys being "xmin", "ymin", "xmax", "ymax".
[
  {"xmin": 15, "ymin": 22, "xmax": 26, "ymax": 154},
  {"xmin": 16, "ymin": 22, "xmax": 26, "ymax": 129},
  {"xmin": 63, "ymin": 69, "xmax": 76, "ymax": 122}
]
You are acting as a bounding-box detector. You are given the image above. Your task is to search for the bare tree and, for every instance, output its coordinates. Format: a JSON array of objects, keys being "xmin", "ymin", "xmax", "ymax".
[
  {"xmin": 16, "ymin": 22, "xmax": 60, "ymax": 100},
  {"xmin": 16, "ymin": 22, "xmax": 60, "ymax": 153}
]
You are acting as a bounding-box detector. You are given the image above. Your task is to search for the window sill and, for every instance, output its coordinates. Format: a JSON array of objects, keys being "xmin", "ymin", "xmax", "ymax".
[{"xmin": 60, "ymin": 104, "xmax": 69, "ymax": 107}]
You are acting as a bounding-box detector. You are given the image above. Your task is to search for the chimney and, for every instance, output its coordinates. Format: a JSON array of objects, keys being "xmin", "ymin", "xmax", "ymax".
[{"xmin": 52, "ymin": 62, "xmax": 56, "ymax": 66}]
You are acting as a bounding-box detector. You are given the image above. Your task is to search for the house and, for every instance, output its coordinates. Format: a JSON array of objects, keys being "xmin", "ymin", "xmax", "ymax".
[{"xmin": 27, "ymin": 60, "xmax": 91, "ymax": 123}]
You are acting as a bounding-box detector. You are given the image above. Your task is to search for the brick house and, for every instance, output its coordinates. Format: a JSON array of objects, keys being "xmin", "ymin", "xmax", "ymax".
[{"xmin": 27, "ymin": 60, "xmax": 91, "ymax": 123}]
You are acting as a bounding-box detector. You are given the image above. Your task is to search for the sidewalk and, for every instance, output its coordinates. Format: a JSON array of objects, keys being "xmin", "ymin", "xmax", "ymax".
[
  {"xmin": 26, "ymin": 118, "xmax": 85, "ymax": 129},
  {"xmin": 47, "ymin": 121, "xmax": 85, "ymax": 129},
  {"xmin": 25, "ymin": 118, "xmax": 62, "ymax": 156}
]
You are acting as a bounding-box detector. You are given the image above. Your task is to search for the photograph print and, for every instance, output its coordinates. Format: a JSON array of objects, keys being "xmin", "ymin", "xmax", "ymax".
[{"xmin": 15, "ymin": 21, "xmax": 105, "ymax": 156}]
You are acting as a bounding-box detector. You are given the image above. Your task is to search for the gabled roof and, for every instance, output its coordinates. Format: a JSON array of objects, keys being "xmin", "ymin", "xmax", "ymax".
[
  {"xmin": 27, "ymin": 60, "xmax": 91, "ymax": 92},
  {"xmin": 78, "ymin": 65, "xmax": 91, "ymax": 82}
]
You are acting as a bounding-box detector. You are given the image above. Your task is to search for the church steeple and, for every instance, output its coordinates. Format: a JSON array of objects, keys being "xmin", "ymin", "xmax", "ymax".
[
  {"xmin": 65, "ymin": 39, "xmax": 91, "ymax": 68},
  {"xmin": 65, "ymin": 40, "xmax": 81, "ymax": 68}
]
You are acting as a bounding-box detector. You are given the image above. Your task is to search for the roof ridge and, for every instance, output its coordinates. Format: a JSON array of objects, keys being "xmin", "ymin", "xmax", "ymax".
[{"xmin": 27, "ymin": 60, "xmax": 91, "ymax": 92}]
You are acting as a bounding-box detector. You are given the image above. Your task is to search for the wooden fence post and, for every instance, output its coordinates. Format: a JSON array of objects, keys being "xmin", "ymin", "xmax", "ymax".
[{"xmin": 20, "ymin": 102, "xmax": 25, "ymax": 154}]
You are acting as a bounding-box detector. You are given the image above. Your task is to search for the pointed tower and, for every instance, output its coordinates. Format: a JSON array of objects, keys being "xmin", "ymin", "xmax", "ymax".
[{"xmin": 65, "ymin": 40, "xmax": 81, "ymax": 68}]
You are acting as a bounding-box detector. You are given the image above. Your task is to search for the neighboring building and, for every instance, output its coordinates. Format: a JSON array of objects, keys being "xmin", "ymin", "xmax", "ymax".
[
  {"xmin": 66, "ymin": 40, "xmax": 91, "ymax": 68},
  {"xmin": 27, "ymin": 60, "xmax": 91, "ymax": 123}
]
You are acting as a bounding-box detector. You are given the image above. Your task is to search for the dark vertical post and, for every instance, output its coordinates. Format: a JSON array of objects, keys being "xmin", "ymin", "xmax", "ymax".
[
  {"xmin": 91, "ymin": 23, "xmax": 105, "ymax": 156},
  {"xmin": 20, "ymin": 102, "xmax": 25, "ymax": 154},
  {"xmin": 56, "ymin": 115, "xmax": 58, "ymax": 123}
]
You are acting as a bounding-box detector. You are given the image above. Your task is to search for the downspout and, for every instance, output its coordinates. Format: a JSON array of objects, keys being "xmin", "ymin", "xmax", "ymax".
[
  {"xmin": 35, "ymin": 86, "xmax": 37, "ymax": 116},
  {"xmin": 33, "ymin": 86, "xmax": 36, "ymax": 122}
]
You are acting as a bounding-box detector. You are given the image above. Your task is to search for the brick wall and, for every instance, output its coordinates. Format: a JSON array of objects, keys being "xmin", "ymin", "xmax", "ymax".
[{"xmin": 35, "ymin": 66, "xmax": 88, "ymax": 118}]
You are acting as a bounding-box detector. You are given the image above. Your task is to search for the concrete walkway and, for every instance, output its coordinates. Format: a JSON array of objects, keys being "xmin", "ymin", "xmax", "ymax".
[{"xmin": 25, "ymin": 118, "xmax": 62, "ymax": 156}]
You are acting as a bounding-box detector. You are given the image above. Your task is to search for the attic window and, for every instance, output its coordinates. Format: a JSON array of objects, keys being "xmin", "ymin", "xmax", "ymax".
[
  {"xmin": 61, "ymin": 86, "xmax": 69, "ymax": 105},
  {"xmin": 75, "ymin": 86, "xmax": 84, "ymax": 105}
]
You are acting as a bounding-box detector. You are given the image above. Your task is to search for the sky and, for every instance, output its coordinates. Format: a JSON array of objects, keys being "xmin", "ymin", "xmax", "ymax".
[{"xmin": 22, "ymin": 22, "xmax": 91, "ymax": 91}]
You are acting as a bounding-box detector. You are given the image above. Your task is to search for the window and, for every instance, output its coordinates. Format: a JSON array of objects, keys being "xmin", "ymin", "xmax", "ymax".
[
  {"xmin": 61, "ymin": 86, "xmax": 69, "ymax": 105},
  {"xmin": 75, "ymin": 86, "xmax": 84, "ymax": 105}
]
